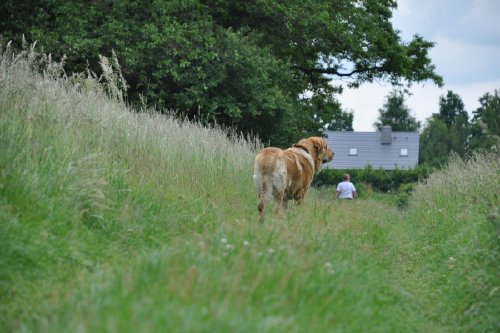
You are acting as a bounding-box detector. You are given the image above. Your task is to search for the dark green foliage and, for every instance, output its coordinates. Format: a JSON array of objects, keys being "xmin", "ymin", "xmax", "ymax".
[
  {"xmin": 469, "ymin": 89, "xmax": 500, "ymax": 152},
  {"xmin": 420, "ymin": 89, "xmax": 499, "ymax": 167},
  {"xmin": 419, "ymin": 90, "xmax": 470, "ymax": 167},
  {"xmin": 438, "ymin": 90, "xmax": 470, "ymax": 156},
  {"xmin": 420, "ymin": 115, "xmax": 453, "ymax": 167},
  {"xmin": 0, "ymin": 0, "xmax": 442, "ymax": 146},
  {"xmin": 395, "ymin": 183, "xmax": 414, "ymax": 210},
  {"xmin": 438, "ymin": 90, "xmax": 468, "ymax": 127},
  {"xmin": 313, "ymin": 165, "xmax": 431, "ymax": 193},
  {"xmin": 373, "ymin": 90, "xmax": 420, "ymax": 131}
]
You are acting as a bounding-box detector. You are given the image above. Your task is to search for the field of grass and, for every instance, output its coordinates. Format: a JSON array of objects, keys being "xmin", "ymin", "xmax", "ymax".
[{"xmin": 1, "ymin": 45, "xmax": 499, "ymax": 332}]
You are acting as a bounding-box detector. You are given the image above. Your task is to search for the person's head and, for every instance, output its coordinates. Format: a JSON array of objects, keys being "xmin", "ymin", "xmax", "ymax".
[{"xmin": 343, "ymin": 174, "xmax": 350, "ymax": 181}]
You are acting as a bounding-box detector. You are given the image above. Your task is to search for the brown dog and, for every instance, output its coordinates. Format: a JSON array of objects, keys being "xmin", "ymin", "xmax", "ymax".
[{"xmin": 253, "ymin": 137, "xmax": 334, "ymax": 221}]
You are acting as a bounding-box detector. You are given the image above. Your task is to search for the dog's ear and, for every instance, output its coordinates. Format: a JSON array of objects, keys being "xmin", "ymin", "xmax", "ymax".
[
  {"xmin": 313, "ymin": 141, "xmax": 320, "ymax": 153},
  {"xmin": 311, "ymin": 137, "xmax": 322, "ymax": 154}
]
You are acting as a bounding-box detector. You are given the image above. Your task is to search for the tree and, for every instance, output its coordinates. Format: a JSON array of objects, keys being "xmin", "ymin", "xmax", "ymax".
[
  {"xmin": 373, "ymin": 90, "xmax": 420, "ymax": 131},
  {"xmin": 303, "ymin": 94, "xmax": 353, "ymax": 132},
  {"xmin": 469, "ymin": 89, "xmax": 500, "ymax": 151},
  {"xmin": 419, "ymin": 115, "xmax": 453, "ymax": 167},
  {"xmin": 437, "ymin": 90, "xmax": 469, "ymax": 157},
  {"xmin": 419, "ymin": 91, "xmax": 470, "ymax": 167},
  {"xmin": 438, "ymin": 91, "xmax": 467, "ymax": 127},
  {"xmin": 0, "ymin": 0, "xmax": 442, "ymax": 146}
]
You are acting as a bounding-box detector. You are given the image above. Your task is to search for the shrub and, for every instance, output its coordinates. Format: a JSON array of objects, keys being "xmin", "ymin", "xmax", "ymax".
[
  {"xmin": 395, "ymin": 183, "xmax": 415, "ymax": 210},
  {"xmin": 314, "ymin": 165, "xmax": 431, "ymax": 194}
]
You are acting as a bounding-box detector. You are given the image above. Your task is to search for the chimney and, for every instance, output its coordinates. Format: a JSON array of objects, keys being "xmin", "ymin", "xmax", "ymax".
[{"xmin": 381, "ymin": 126, "xmax": 392, "ymax": 144}]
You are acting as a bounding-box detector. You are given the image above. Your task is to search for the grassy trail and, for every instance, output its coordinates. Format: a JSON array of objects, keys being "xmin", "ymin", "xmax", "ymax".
[{"xmin": 1, "ymin": 46, "xmax": 498, "ymax": 332}]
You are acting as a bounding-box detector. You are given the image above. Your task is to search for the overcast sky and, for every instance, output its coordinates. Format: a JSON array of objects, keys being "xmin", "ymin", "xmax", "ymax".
[{"xmin": 337, "ymin": 0, "xmax": 500, "ymax": 131}]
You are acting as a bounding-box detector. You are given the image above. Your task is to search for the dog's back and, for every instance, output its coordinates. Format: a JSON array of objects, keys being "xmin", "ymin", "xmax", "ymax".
[
  {"xmin": 253, "ymin": 148, "xmax": 287, "ymax": 221},
  {"xmin": 253, "ymin": 137, "xmax": 334, "ymax": 222}
]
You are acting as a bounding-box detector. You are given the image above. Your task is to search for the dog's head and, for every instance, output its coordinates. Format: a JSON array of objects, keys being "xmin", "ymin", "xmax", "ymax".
[{"xmin": 293, "ymin": 137, "xmax": 334, "ymax": 173}]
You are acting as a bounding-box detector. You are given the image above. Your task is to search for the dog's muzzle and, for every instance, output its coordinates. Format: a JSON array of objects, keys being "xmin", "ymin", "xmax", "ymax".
[{"xmin": 323, "ymin": 150, "xmax": 334, "ymax": 163}]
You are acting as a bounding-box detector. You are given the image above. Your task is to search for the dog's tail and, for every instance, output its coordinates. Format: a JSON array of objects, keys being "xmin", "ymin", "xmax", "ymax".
[
  {"xmin": 253, "ymin": 170, "xmax": 272, "ymax": 223},
  {"xmin": 253, "ymin": 173, "xmax": 266, "ymax": 221},
  {"xmin": 254, "ymin": 148, "xmax": 284, "ymax": 222}
]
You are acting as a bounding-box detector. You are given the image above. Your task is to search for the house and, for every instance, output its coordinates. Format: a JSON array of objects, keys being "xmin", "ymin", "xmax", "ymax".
[{"xmin": 323, "ymin": 126, "xmax": 419, "ymax": 170}]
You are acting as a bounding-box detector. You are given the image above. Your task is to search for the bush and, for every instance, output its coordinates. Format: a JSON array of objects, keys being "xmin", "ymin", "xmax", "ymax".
[
  {"xmin": 313, "ymin": 165, "xmax": 431, "ymax": 194},
  {"xmin": 395, "ymin": 183, "xmax": 415, "ymax": 210}
]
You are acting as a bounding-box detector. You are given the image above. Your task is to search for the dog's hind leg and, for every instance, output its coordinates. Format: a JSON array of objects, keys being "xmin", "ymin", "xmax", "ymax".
[
  {"xmin": 294, "ymin": 189, "xmax": 305, "ymax": 206},
  {"xmin": 255, "ymin": 174, "xmax": 270, "ymax": 223},
  {"xmin": 257, "ymin": 192, "xmax": 266, "ymax": 223},
  {"xmin": 283, "ymin": 198, "xmax": 289, "ymax": 210},
  {"xmin": 273, "ymin": 190, "xmax": 285, "ymax": 216}
]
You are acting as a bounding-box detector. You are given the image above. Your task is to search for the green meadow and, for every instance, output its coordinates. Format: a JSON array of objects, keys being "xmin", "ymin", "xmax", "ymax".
[{"xmin": 1, "ymin": 46, "xmax": 499, "ymax": 332}]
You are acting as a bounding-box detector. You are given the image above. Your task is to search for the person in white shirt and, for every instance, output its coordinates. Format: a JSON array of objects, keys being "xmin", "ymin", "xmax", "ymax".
[{"xmin": 335, "ymin": 174, "xmax": 356, "ymax": 200}]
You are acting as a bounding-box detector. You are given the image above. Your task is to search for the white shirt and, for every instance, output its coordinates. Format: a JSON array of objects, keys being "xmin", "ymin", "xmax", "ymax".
[{"xmin": 337, "ymin": 181, "xmax": 356, "ymax": 199}]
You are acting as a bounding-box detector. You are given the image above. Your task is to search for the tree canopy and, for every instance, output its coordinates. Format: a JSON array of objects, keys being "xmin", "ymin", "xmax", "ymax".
[
  {"xmin": 469, "ymin": 89, "xmax": 500, "ymax": 151},
  {"xmin": 420, "ymin": 90, "xmax": 469, "ymax": 167},
  {"xmin": 0, "ymin": 0, "xmax": 442, "ymax": 146},
  {"xmin": 373, "ymin": 90, "xmax": 420, "ymax": 131}
]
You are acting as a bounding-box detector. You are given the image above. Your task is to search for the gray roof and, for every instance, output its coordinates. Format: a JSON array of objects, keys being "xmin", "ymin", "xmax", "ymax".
[{"xmin": 323, "ymin": 129, "xmax": 420, "ymax": 170}]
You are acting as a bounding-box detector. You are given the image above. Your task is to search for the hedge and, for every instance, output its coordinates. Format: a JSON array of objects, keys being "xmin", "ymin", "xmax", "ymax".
[{"xmin": 313, "ymin": 165, "xmax": 432, "ymax": 193}]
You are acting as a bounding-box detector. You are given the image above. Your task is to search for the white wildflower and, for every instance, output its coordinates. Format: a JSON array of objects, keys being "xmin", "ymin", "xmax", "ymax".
[
  {"xmin": 324, "ymin": 262, "xmax": 335, "ymax": 274},
  {"xmin": 447, "ymin": 256, "xmax": 456, "ymax": 269}
]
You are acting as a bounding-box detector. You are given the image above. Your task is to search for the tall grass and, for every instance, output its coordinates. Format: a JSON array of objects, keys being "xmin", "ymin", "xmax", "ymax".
[
  {"xmin": 1, "ymin": 44, "xmax": 498, "ymax": 333},
  {"xmin": 0, "ymin": 43, "xmax": 259, "ymax": 331},
  {"xmin": 398, "ymin": 153, "xmax": 500, "ymax": 331}
]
